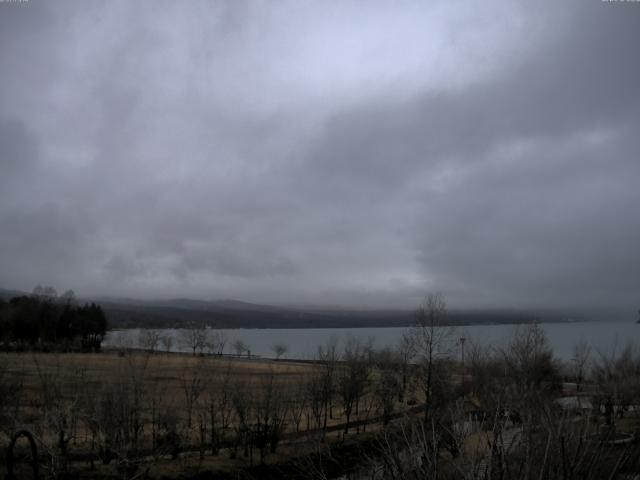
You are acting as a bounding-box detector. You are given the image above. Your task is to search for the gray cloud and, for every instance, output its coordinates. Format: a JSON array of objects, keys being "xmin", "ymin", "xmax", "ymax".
[
  {"xmin": 0, "ymin": 119, "xmax": 38, "ymax": 174},
  {"xmin": 1, "ymin": 0, "xmax": 639, "ymax": 309}
]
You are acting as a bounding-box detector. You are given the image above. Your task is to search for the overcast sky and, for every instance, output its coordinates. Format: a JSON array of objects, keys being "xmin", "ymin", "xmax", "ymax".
[{"xmin": 1, "ymin": 1, "xmax": 639, "ymax": 309}]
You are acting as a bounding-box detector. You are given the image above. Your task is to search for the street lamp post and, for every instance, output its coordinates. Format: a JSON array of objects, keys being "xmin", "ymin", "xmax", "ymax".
[{"xmin": 460, "ymin": 336, "xmax": 466, "ymax": 393}]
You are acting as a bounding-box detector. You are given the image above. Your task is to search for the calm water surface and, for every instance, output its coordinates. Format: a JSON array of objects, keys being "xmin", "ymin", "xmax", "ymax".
[{"xmin": 103, "ymin": 321, "xmax": 640, "ymax": 361}]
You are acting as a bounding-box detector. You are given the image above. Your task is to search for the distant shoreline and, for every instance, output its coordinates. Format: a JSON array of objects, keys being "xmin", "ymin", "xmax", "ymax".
[{"xmin": 106, "ymin": 317, "xmax": 613, "ymax": 332}]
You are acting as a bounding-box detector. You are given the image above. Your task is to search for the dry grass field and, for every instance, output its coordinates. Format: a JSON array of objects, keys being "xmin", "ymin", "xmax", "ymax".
[
  {"xmin": 0, "ymin": 350, "xmax": 407, "ymax": 479},
  {"xmin": 0, "ymin": 350, "xmax": 314, "ymax": 404}
]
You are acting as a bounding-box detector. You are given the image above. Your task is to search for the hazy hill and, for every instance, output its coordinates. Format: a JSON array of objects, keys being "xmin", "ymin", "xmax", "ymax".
[
  {"xmin": 2, "ymin": 286, "xmax": 623, "ymax": 329},
  {"xmin": 97, "ymin": 298, "xmax": 549, "ymax": 329},
  {"xmin": 0, "ymin": 288, "xmax": 29, "ymax": 300}
]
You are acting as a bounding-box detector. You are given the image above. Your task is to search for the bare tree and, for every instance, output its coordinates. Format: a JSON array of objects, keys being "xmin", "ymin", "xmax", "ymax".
[
  {"xmin": 33, "ymin": 356, "xmax": 84, "ymax": 477},
  {"xmin": 592, "ymin": 343, "xmax": 640, "ymax": 423},
  {"xmin": 289, "ymin": 378, "xmax": 308, "ymax": 433},
  {"xmin": 181, "ymin": 360, "xmax": 205, "ymax": 430},
  {"xmin": 139, "ymin": 329, "xmax": 161, "ymax": 353},
  {"xmin": 571, "ymin": 340, "xmax": 592, "ymax": 392},
  {"xmin": 230, "ymin": 378, "xmax": 253, "ymax": 459},
  {"xmin": 338, "ymin": 337, "xmax": 370, "ymax": 434},
  {"xmin": 410, "ymin": 292, "xmax": 455, "ymax": 425},
  {"xmin": 271, "ymin": 343, "xmax": 288, "ymax": 360},
  {"xmin": 110, "ymin": 330, "xmax": 133, "ymax": 351},
  {"xmin": 305, "ymin": 369, "xmax": 326, "ymax": 433},
  {"xmin": 396, "ymin": 333, "xmax": 416, "ymax": 402},
  {"xmin": 316, "ymin": 337, "xmax": 339, "ymax": 429},
  {"xmin": 203, "ymin": 360, "xmax": 234, "ymax": 455},
  {"xmin": 371, "ymin": 348, "xmax": 400, "ymax": 425},
  {"xmin": 466, "ymin": 341, "xmax": 496, "ymax": 399},
  {"xmin": 82, "ymin": 353, "xmax": 150, "ymax": 466},
  {"xmin": 161, "ymin": 334, "xmax": 173, "ymax": 354},
  {"xmin": 205, "ymin": 330, "xmax": 227, "ymax": 356},
  {"xmin": 0, "ymin": 359, "xmax": 23, "ymax": 438},
  {"xmin": 148, "ymin": 376, "xmax": 166, "ymax": 454},
  {"xmin": 251, "ymin": 368, "xmax": 289, "ymax": 463},
  {"xmin": 181, "ymin": 327, "xmax": 207, "ymax": 356},
  {"xmin": 232, "ymin": 339, "xmax": 248, "ymax": 357},
  {"xmin": 501, "ymin": 323, "xmax": 558, "ymax": 394}
]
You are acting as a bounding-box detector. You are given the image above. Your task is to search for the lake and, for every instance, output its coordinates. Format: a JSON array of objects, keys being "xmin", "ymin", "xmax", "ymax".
[{"xmin": 103, "ymin": 320, "xmax": 640, "ymax": 362}]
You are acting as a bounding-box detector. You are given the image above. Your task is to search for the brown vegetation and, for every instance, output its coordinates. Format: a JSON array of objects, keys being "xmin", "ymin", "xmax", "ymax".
[{"xmin": 1, "ymin": 296, "xmax": 640, "ymax": 479}]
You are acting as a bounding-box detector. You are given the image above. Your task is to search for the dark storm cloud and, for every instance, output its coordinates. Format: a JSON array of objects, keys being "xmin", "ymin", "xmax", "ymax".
[
  {"xmin": 290, "ymin": 1, "xmax": 640, "ymax": 308},
  {"xmin": 0, "ymin": 0, "xmax": 638, "ymax": 308}
]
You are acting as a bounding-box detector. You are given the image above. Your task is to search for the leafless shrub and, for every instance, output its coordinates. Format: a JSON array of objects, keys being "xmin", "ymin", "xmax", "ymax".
[
  {"xmin": 232, "ymin": 338, "xmax": 249, "ymax": 357},
  {"xmin": 500, "ymin": 323, "xmax": 560, "ymax": 395},
  {"xmin": 161, "ymin": 334, "xmax": 173, "ymax": 354},
  {"xmin": 139, "ymin": 329, "xmax": 161, "ymax": 353},
  {"xmin": 271, "ymin": 343, "xmax": 288, "ymax": 360},
  {"xmin": 205, "ymin": 330, "xmax": 227, "ymax": 355},
  {"xmin": 365, "ymin": 403, "xmax": 640, "ymax": 480},
  {"xmin": 592, "ymin": 342, "xmax": 640, "ymax": 423},
  {"xmin": 181, "ymin": 327, "xmax": 207, "ymax": 356}
]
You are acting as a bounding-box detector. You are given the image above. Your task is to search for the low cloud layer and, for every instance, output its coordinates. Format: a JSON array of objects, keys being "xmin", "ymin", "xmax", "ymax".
[{"xmin": 1, "ymin": 1, "xmax": 639, "ymax": 309}]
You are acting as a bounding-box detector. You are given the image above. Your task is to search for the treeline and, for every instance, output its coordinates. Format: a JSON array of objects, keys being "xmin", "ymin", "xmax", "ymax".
[{"xmin": 0, "ymin": 286, "xmax": 107, "ymax": 351}]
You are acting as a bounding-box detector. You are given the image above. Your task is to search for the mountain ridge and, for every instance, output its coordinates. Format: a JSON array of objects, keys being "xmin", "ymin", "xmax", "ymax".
[{"xmin": 1, "ymin": 286, "xmax": 630, "ymax": 329}]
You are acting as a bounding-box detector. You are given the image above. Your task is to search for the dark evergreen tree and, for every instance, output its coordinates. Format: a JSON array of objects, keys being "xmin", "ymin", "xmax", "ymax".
[{"xmin": 0, "ymin": 290, "xmax": 108, "ymax": 351}]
